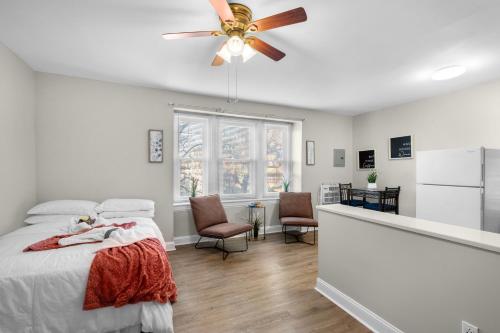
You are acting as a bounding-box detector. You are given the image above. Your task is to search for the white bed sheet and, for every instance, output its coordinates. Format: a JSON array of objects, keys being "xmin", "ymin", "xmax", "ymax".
[{"xmin": 0, "ymin": 217, "xmax": 174, "ymax": 333}]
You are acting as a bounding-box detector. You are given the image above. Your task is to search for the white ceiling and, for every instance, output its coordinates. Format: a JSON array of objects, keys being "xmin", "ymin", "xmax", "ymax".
[{"xmin": 1, "ymin": 0, "xmax": 500, "ymax": 115}]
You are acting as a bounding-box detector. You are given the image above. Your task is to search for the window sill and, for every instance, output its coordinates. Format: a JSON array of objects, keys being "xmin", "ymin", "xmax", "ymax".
[{"xmin": 173, "ymin": 197, "xmax": 279, "ymax": 210}]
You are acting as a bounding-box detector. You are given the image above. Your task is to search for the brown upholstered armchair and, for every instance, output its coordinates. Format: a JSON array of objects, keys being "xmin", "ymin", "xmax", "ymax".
[
  {"xmin": 189, "ymin": 194, "xmax": 252, "ymax": 260},
  {"xmin": 279, "ymin": 192, "xmax": 318, "ymax": 245}
]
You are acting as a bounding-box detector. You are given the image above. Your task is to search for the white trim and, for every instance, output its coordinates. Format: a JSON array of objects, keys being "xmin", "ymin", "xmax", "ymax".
[
  {"xmin": 165, "ymin": 241, "xmax": 176, "ymax": 252},
  {"xmin": 173, "ymin": 197, "xmax": 279, "ymax": 210},
  {"xmin": 174, "ymin": 224, "xmax": 284, "ymax": 246},
  {"xmin": 173, "ymin": 234, "xmax": 200, "ymax": 246},
  {"xmin": 315, "ymin": 278, "xmax": 404, "ymax": 333}
]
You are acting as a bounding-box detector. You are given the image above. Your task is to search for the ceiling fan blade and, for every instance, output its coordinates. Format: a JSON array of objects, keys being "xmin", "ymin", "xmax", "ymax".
[
  {"xmin": 211, "ymin": 54, "xmax": 224, "ymax": 66},
  {"xmin": 212, "ymin": 42, "xmax": 227, "ymax": 66},
  {"xmin": 162, "ymin": 31, "xmax": 218, "ymax": 40},
  {"xmin": 209, "ymin": 0, "xmax": 235, "ymax": 23},
  {"xmin": 248, "ymin": 7, "xmax": 307, "ymax": 32},
  {"xmin": 247, "ymin": 37, "xmax": 285, "ymax": 61}
]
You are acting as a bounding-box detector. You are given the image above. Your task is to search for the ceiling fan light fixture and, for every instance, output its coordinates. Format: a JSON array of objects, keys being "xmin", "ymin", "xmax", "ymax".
[
  {"xmin": 217, "ymin": 44, "xmax": 232, "ymax": 63},
  {"xmin": 241, "ymin": 44, "xmax": 257, "ymax": 63},
  {"xmin": 226, "ymin": 36, "xmax": 245, "ymax": 56}
]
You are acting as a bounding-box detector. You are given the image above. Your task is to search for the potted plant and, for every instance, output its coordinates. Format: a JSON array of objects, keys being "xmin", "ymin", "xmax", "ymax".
[
  {"xmin": 251, "ymin": 215, "xmax": 263, "ymax": 239},
  {"xmin": 190, "ymin": 176, "xmax": 199, "ymax": 197},
  {"xmin": 367, "ymin": 170, "xmax": 377, "ymax": 189},
  {"xmin": 282, "ymin": 177, "xmax": 291, "ymax": 192}
]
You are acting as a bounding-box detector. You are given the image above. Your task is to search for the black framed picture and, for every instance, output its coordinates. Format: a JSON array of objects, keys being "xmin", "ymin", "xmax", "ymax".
[
  {"xmin": 389, "ymin": 135, "xmax": 413, "ymax": 159},
  {"xmin": 358, "ymin": 149, "xmax": 375, "ymax": 169},
  {"xmin": 149, "ymin": 129, "xmax": 163, "ymax": 163}
]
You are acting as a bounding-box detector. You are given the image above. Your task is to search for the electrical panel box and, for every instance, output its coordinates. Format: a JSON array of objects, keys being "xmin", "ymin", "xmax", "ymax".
[{"xmin": 334, "ymin": 149, "xmax": 346, "ymax": 167}]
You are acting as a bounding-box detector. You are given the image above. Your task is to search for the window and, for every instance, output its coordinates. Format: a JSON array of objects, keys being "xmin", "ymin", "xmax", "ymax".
[
  {"xmin": 174, "ymin": 112, "xmax": 293, "ymax": 202},
  {"xmin": 174, "ymin": 115, "xmax": 208, "ymax": 199},
  {"xmin": 265, "ymin": 124, "xmax": 289, "ymax": 194},
  {"xmin": 219, "ymin": 121, "xmax": 255, "ymax": 196}
]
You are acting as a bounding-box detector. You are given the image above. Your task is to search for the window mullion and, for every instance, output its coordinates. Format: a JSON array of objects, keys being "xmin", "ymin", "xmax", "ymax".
[{"xmin": 208, "ymin": 115, "xmax": 218, "ymax": 195}]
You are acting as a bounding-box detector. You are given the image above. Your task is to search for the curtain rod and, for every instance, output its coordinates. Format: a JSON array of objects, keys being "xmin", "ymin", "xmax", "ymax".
[{"xmin": 168, "ymin": 102, "xmax": 305, "ymax": 123}]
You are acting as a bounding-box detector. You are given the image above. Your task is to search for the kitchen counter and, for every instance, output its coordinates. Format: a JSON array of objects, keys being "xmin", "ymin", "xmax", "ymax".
[
  {"xmin": 317, "ymin": 204, "xmax": 500, "ymax": 254},
  {"xmin": 315, "ymin": 203, "xmax": 500, "ymax": 333}
]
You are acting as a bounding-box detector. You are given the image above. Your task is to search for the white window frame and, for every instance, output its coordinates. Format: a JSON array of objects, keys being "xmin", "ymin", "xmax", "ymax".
[
  {"xmin": 217, "ymin": 118, "xmax": 256, "ymax": 199},
  {"xmin": 263, "ymin": 123, "xmax": 292, "ymax": 197},
  {"xmin": 173, "ymin": 111, "xmax": 294, "ymax": 203},
  {"xmin": 173, "ymin": 113, "xmax": 210, "ymax": 202}
]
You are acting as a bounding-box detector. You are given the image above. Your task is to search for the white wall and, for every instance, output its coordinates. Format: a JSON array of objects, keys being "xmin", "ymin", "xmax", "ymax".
[
  {"xmin": 0, "ymin": 43, "xmax": 37, "ymax": 235},
  {"xmin": 35, "ymin": 73, "xmax": 353, "ymax": 241},
  {"xmin": 353, "ymin": 79, "xmax": 500, "ymax": 217}
]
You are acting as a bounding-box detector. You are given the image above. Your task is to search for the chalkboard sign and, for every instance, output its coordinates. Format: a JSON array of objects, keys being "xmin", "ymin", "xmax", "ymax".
[
  {"xmin": 358, "ymin": 149, "xmax": 375, "ymax": 169},
  {"xmin": 390, "ymin": 135, "xmax": 413, "ymax": 159}
]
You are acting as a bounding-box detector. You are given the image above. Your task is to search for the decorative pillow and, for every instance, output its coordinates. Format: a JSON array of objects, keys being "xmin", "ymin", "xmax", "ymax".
[
  {"xmin": 25, "ymin": 215, "xmax": 80, "ymax": 225},
  {"xmin": 96, "ymin": 199, "xmax": 155, "ymax": 213},
  {"xmin": 99, "ymin": 210, "xmax": 154, "ymax": 219},
  {"xmin": 27, "ymin": 200, "xmax": 98, "ymax": 216}
]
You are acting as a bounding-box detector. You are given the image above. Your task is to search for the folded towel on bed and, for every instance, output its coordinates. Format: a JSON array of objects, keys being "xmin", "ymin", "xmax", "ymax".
[
  {"xmin": 83, "ymin": 238, "xmax": 177, "ymax": 310},
  {"xmin": 23, "ymin": 222, "xmax": 137, "ymax": 252}
]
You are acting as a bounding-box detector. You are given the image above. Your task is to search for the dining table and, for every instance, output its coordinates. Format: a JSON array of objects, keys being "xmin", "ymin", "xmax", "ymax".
[{"xmin": 348, "ymin": 187, "xmax": 386, "ymax": 206}]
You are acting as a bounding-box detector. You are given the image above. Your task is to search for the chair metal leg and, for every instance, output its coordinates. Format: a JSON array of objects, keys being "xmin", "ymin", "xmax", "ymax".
[
  {"xmin": 282, "ymin": 225, "xmax": 317, "ymax": 246},
  {"xmin": 222, "ymin": 238, "xmax": 228, "ymax": 260},
  {"xmin": 195, "ymin": 234, "xmax": 249, "ymax": 261}
]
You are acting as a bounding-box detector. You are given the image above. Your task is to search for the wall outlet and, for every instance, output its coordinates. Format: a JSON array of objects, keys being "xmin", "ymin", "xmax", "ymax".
[{"xmin": 462, "ymin": 321, "xmax": 478, "ymax": 333}]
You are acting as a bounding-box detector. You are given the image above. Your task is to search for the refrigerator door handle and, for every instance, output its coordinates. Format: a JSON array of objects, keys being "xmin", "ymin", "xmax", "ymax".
[{"xmin": 481, "ymin": 187, "xmax": 485, "ymax": 231}]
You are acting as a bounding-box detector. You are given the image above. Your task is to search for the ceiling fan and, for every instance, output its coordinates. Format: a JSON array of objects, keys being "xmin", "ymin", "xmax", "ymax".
[{"xmin": 162, "ymin": 0, "xmax": 307, "ymax": 66}]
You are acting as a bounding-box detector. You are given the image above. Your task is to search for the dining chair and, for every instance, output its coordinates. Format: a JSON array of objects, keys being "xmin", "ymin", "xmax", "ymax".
[
  {"xmin": 339, "ymin": 183, "xmax": 365, "ymax": 207},
  {"xmin": 279, "ymin": 192, "xmax": 318, "ymax": 245},
  {"xmin": 189, "ymin": 194, "xmax": 252, "ymax": 260},
  {"xmin": 363, "ymin": 186, "xmax": 401, "ymax": 214}
]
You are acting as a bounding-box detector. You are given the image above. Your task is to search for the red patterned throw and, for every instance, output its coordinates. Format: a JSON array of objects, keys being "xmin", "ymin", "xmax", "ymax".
[{"xmin": 83, "ymin": 238, "xmax": 177, "ymax": 310}]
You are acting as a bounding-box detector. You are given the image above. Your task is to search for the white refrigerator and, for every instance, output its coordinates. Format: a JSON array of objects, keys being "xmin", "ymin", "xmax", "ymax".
[{"xmin": 416, "ymin": 147, "xmax": 500, "ymax": 232}]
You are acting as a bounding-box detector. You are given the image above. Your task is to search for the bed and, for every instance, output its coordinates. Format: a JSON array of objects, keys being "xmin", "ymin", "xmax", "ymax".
[{"xmin": 0, "ymin": 217, "xmax": 174, "ymax": 333}]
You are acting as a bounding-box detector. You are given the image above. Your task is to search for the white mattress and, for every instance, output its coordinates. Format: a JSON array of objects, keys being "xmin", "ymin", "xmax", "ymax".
[{"xmin": 0, "ymin": 217, "xmax": 174, "ymax": 333}]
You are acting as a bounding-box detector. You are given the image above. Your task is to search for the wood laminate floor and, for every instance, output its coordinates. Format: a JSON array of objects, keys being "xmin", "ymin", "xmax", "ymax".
[{"xmin": 169, "ymin": 232, "xmax": 370, "ymax": 333}]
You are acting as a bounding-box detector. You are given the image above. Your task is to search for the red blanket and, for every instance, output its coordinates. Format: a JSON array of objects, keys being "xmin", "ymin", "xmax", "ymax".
[
  {"xmin": 83, "ymin": 238, "xmax": 177, "ymax": 310},
  {"xmin": 23, "ymin": 222, "xmax": 137, "ymax": 252}
]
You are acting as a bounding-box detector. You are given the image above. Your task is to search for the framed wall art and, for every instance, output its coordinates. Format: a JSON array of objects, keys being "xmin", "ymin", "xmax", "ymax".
[
  {"xmin": 358, "ymin": 149, "xmax": 375, "ymax": 170},
  {"xmin": 389, "ymin": 135, "xmax": 414, "ymax": 159},
  {"xmin": 149, "ymin": 129, "xmax": 164, "ymax": 163},
  {"xmin": 306, "ymin": 140, "xmax": 315, "ymax": 165}
]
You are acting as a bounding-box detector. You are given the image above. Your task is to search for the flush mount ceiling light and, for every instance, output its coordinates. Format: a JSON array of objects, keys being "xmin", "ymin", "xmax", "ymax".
[{"xmin": 431, "ymin": 65, "xmax": 467, "ymax": 81}]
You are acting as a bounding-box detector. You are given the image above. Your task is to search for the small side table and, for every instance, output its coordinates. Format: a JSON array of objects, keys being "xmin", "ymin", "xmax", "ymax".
[{"xmin": 248, "ymin": 205, "xmax": 266, "ymax": 240}]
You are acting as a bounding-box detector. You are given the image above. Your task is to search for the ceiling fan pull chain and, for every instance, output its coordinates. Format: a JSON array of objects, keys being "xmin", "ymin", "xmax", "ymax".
[{"xmin": 227, "ymin": 57, "xmax": 239, "ymax": 104}]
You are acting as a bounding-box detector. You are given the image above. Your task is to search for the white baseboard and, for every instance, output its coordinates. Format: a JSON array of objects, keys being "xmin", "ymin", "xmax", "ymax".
[
  {"xmin": 173, "ymin": 224, "xmax": 284, "ymax": 247},
  {"xmin": 173, "ymin": 235, "xmax": 199, "ymax": 247},
  {"xmin": 315, "ymin": 278, "xmax": 403, "ymax": 333},
  {"xmin": 165, "ymin": 241, "xmax": 176, "ymax": 252}
]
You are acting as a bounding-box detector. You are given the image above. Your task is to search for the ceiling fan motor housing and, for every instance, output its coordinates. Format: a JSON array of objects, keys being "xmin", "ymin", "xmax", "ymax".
[{"xmin": 221, "ymin": 3, "xmax": 253, "ymax": 38}]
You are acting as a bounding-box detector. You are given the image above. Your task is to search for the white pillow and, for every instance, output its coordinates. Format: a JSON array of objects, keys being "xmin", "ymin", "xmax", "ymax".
[
  {"xmin": 96, "ymin": 199, "xmax": 155, "ymax": 213},
  {"xmin": 25, "ymin": 215, "xmax": 80, "ymax": 225},
  {"xmin": 27, "ymin": 200, "xmax": 98, "ymax": 216},
  {"xmin": 99, "ymin": 210, "xmax": 154, "ymax": 219}
]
